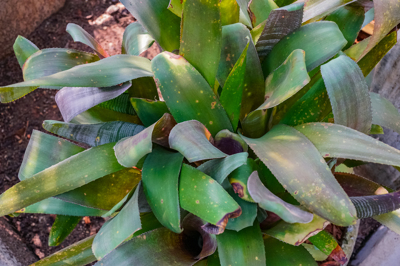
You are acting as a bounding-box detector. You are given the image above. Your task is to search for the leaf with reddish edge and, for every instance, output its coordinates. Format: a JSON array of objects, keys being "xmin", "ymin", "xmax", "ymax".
[
  {"xmin": 225, "ymin": 187, "xmax": 257, "ymax": 231},
  {"xmin": 13, "ymin": 35, "xmax": 39, "ymax": 68},
  {"xmin": 228, "ymin": 158, "xmax": 258, "ymax": 202},
  {"xmin": 248, "ymin": 0, "xmax": 278, "ymax": 28},
  {"xmin": 114, "ymin": 113, "xmax": 176, "ymax": 167},
  {"xmin": 216, "ymin": 222, "xmax": 266, "ymax": 266},
  {"xmin": 214, "ymin": 129, "xmax": 248, "ymax": 155},
  {"xmin": 359, "ymin": 0, "xmax": 400, "ymax": 58},
  {"xmin": 169, "ymin": 120, "xmax": 227, "ymax": 163},
  {"xmin": 55, "ymin": 82, "xmax": 132, "ymax": 122},
  {"xmin": 248, "ymin": 171, "xmax": 314, "ymax": 224},
  {"xmin": 309, "ymin": 230, "xmax": 348, "ymax": 264},
  {"xmin": 264, "ymin": 214, "xmax": 330, "ymax": 246},
  {"xmin": 254, "ymin": 2, "xmax": 304, "ymax": 60},
  {"xmin": 240, "ymin": 124, "xmax": 357, "ymax": 226},
  {"xmin": 179, "ymin": 164, "xmax": 241, "ymax": 235},
  {"xmin": 92, "ymin": 182, "xmax": 142, "ymax": 260},
  {"xmin": 66, "ymin": 23, "xmax": 109, "ymax": 58},
  {"xmin": 142, "ymin": 145, "xmax": 184, "ymax": 233}
]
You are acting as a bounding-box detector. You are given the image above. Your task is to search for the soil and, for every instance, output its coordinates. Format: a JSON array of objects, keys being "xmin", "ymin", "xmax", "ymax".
[{"xmin": 0, "ymin": 1, "xmax": 387, "ymax": 265}]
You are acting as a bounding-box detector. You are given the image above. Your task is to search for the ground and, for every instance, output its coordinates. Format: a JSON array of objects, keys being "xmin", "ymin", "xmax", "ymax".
[{"xmin": 0, "ymin": 0, "xmax": 381, "ymax": 264}]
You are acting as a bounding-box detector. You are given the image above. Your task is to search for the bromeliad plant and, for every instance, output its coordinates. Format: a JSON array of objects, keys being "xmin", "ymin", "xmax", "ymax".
[{"xmin": 2, "ymin": 0, "xmax": 400, "ymax": 265}]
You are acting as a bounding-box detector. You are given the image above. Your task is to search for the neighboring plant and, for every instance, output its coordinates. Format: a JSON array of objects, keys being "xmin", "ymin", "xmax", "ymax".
[{"xmin": 2, "ymin": 0, "xmax": 400, "ymax": 265}]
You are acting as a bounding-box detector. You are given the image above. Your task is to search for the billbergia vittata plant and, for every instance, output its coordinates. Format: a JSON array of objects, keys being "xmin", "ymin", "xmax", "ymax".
[{"xmin": 1, "ymin": 0, "xmax": 400, "ymax": 265}]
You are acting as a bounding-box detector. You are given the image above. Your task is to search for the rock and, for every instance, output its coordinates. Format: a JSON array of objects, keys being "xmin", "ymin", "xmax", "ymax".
[
  {"xmin": 0, "ymin": 0, "xmax": 66, "ymax": 59},
  {"xmin": 91, "ymin": 14, "xmax": 115, "ymax": 26},
  {"xmin": 0, "ymin": 217, "xmax": 38, "ymax": 265},
  {"xmin": 105, "ymin": 5, "xmax": 119, "ymax": 15}
]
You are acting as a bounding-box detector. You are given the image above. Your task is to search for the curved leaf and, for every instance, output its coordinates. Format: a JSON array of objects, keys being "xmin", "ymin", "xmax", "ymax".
[
  {"xmin": 31, "ymin": 235, "xmax": 96, "ymax": 266},
  {"xmin": 263, "ymin": 235, "xmax": 318, "ymax": 265},
  {"xmin": 120, "ymin": 0, "xmax": 181, "ymax": 51},
  {"xmin": 219, "ymin": 42, "xmax": 249, "ymax": 130},
  {"xmin": 180, "ymin": 0, "xmax": 222, "ymax": 86},
  {"xmin": 325, "ymin": 4, "xmax": 365, "ymax": 50},
  {"xmin": 15, "ymin": 197, "xmax": 106, "ymax": 216},
  {"xmin": 214, "ymin": 129, "xmax": 248, "ymax": 154},
  {"xmin": 121, "ymin": 22, "xmax": 155, "ymax": 56},
  {"xmin": 130, "ymin": 98, "xmax": 170, "ymax": 127},
  {"xmin": 248, "ymin": 0, "xmax": 278, "ymax": 27},
  {"xmin": 321, "ymin": 54, "xmax": 372, "ymax": 134},
  {"xmin": 152, "ymin": 52, "xmax": 233, "ymax": 135},
  {"xmin": 13, "ymin": 35, "xmax": 39, "ymax": 68},
  {"xmin": 241, "ymin": 125, "xmax": 357, "ymax": 226},
  {"xmin": 248, "ymin": 171, "xmax": 314, "ymax": 224},
  {"xmin": 261, "ymin": 21, "xmax": 347, "ymax": 76},
  {"xmin": 92, "ymin": 183, "xmax": 141, "ymax": 260},
  {"xmin": 334, "ymin": 172, "xmax": 387, "ymax": 197},
  {"xmin": 302, "ymin": 0, "xmax": 355, "ymax": 22},
  {"xmin": 0, "ymin": 54, "xmax": 152, "ymax": 103},
  {"xmin": 70, "ymin": 105, "xmax": 141, "ymax": 124},
  {"xmin": 66, "ymin": 23, "xmax": 109, "ymax": 58},
  {"xmin": 43, "ymin": 120, "xmax": 145, "ymax": 147},
  {"xmin": 0, "ymin": 142, "xmax": 124, "ymax": 217},
  {"xmin": 225, "ymin": 187, "xmax": 258, "ymax": 231},
  {"xmin": 228, "ymin": 158, "xmax": 258, "ymax": 202},
  {"xmin": 49, "ymin": 215, "xmax": 81, "ymax": 246},
  {"xmin": 264, "ymin": 214, "xmax": 329, "ymax": 246},
  {"xmin": 142, "ymin": 145, "xmax": 184, "ymax": 233},
  {"xmin": 257, "ymin": 49, "xmax": 310, "ymax": 110},
  {"xmin": 370, "ymin": 92, "xmax": 400, "ymax": 134},
  {"xmin": 23, "ymin": 48, "xmax": 99, "ymax": 81},
  {"xmin": 179, "ymin": 164, "xmax": 241, "ymax": 234},
  {"xmin": 169, "ymin": 120, "xmax": 227, "ymax": 162},
  {"xmin": 373, "ymin": 209, "xmax": 400, "ymax": 236},
  {"xmin": 55, "ymin": 82, "xmax": 131, "ymax": 122},
  {"xmin": 197, "ymin": 152, "xmax": 248, "ymax": 184},
  {"xmin": 254, "ymin": 2, "xmax": 304, "ymax": 59},
  {"xmin": 114, "ymin": 113, "xmax": 176, "ymax": 167},
  {"xmin": 295, "ymin": 123, "xmax": 400, "ymax": 167},
  {"xmin": 216, "ymin": 222, "xmax": 266, "ymax": 266},
  {"xmin": 217, "ymin": 23, "xmax": 265, "ymax": 120},
  {"xmin": 309, "ymin": 230, "xmax": 348, "ymax": 264},
  {"xmin": 302, "ymin": 243, "xmax": 329, "ymax": 261},
  {"xmin": 97, "ymin": 93, "xmax": 136, "ymax": 115}
]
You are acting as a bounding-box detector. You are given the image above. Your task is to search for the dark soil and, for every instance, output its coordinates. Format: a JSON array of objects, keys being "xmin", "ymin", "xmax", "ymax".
[{"xmin": 0, "ymin": 1, "xmax": 385, "ymax": 264}]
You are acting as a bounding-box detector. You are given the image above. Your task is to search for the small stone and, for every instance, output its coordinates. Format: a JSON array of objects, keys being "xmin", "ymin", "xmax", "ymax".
[
  {"xmin": 32, "ymin": 234, "xmax": 42, "ymax": 247},
  {"xmin": 92, "ymin": 14, "xmax": 114, "ymax": 26},
  {"xmin": 106, "ymin": 5, "xmax": 119, "ymax": 15}
]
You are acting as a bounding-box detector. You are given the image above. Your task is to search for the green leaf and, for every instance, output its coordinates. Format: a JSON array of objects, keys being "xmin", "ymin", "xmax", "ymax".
[
  {"xmin": 217, "ymin": 23, "xmax": 265, "ymax": 120},
  {"xmin": 295, "ymin": 123, "xmax": 400, "ymax": 168},
  {"xmin": 197, "ymin": 152, "xmax": 248, "ymax": 184},
  {"xmin": 121, "ymin": 22, "xmax": 155, "ymax": 56},
  {"xmin": 225, "ymin": 187, "xmax": 257, "ymax": 231},
  {"xmin": 70, "ymin": 105, "xmax": 141, "ymax": 124},
  {"xmin": 66, "ymin": 23, "xmax": 109, "ymax": 58},
  {"xmin": 169, "ymin": 120, "xmax": 227, "ymax": 163},
  {"xmin": 241, "ymin": 109, "xmax": 270, "ymax": 138},
  {"xmin": 344, "ymin": 37, "xmax": 370, "ymax": 61},
  {"xmin": 370, "ymin": 92, "xmax": 400, "ymax": 134},
  {"xmin": 32, "ymin": 235, "xmax": 96, "ymax": 266},
  {"xmin": 92, "ymin": 183, "xmax": 142, "ymax": 260},
  {"xmin": 114, "ymin": 113, "xmax": 176, "ymax": 167},
  {"xmin": 325, "ymin": 4, "xmax": 365, "ymax": 50},
  {"xmin": 228, "ymin": 158, "xmax": 258, "ymax": 202},
  {"xmin": 362, "ymin": 7, "xmax": 374, "ymax": 28},
  {"xmin": 55, "ymin": 82, "xmax": 132, "ymax": 122},
  {"xmin": 180, "ymin": 0, "xmax": 222, "ymax": 87},
  {"xmin": 216, "ymin": 222, "xmax": 266, "ymax": 266},
  {"xmin": 13, "ymin": 35, "xmax": 39, "ymax": 68},
  {"xmin": 219, "ymin": 42, "xmax": 249, "ymax": 130},
  {"xmin": 98, "ymin": 93, "xmax": 136, "ymax": 115},
  {"xmin": 120, "ymin": 0, "xmax": 180, "ymax": 51},
  {"xmin": 15, "ymin": 197, "xmax": 106, "ymax": 216},
  {"xmin": 0, "ymin": 142, "xmax": 124, "ymax": 217},
  {"xmin": 334, "ymin": 172, "xmax": 387, "ymax": 197},
  {"xmin": 258, "ymin": 49, "xmax": 310, "ymax": 110},
  {"xmin": 240, "ymin": 125, "xmax": 357, "ymax": 226},
  {"xmin": 320, "ymin": 54, "xmax": 372, "ymax": 134},
  {"xmin": 264, "ymin": 214, "xmax": 329, "ymax": 246},
  {"xmin": 302, "ymin": 243, "xmax": 329, "ymax": 261},
  {"xmin": 373, "ymin": 209, "xmax": 400, "ymax": 236},
  {"xmin": 370, "ymin": 124, "xmax": 384, "ymax": 135},
  {"xmin": 142, "ymin": 145, "xmax": 184, "ymax": 233},
  {"xmin": 214, "ymin": 129, "xmax": 248, "ymax": 154},
  {"xmin": 127, "ymin": 76, "xmax": 160, "ymax": 100},
  {"xmin": 261, "ymin": 21, "xmax": 347, "ymax": 76},
  {"xmin": 43, "ymin": 120, "xmax": 145, "ymax": 147},
  {"xmin": 49, "ymin": 215, "xmax": 81, "ymax": 246},
  {"xmin": 263, "ymin": 235, "xmax": 318, "ymax": 265},
  {"xmin": 254, "ymin": 2, "xmax": 304, "ymax": 60},
  {"xmin": 168, "ymin": 0, "xmax": 183, "ymax": 16},
  {"xmin": 0, "ymin": 54, "xmax": 152, "ymax": 103},
  {"xmin": 236, "ymin": 0, "xmax": 252, "ymax": 27},
  {"xmin": 130, "ymin": 98, "xmax": 170, "ymax": 127},
  {"xmin": 275, "ymin": 0, "xmax": 297, "ymax": 7},
  {"xmin": 248, "ymin": 0, "xmax": 278, "ymax": 27},
  {"xmin": 23, "ymin": 48, "xmax": 99, "ymax": 82},
  {"xmin": 308, "ymin": 230, "xmax": 347, "ymax": 264},
  {"xmin": 248, "ymin": 171, "xmax": 314, "ymax": 224},
  {"xmin": 302, "ymin": 0, "xmax": 355, "ymax": 22},
  {"xmin": 152, "ymin": 52, "xmax": 233, "ymax": 135},
  {"xmin": 179, "ymin": 164, "xmax": 241, "ymax": 234},
  {"xmin": 359, "ymin": 0, "xmax": 400, "ymax": 58},
  {"xmin": 220, "ymin": 0, "xmax": 240, "ymax": 25}
]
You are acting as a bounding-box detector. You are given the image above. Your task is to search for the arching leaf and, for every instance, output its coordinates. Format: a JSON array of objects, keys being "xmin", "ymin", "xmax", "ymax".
[
  {"xmin": 122, "ymin": 22, "xmax": 155, "ymax": 56},
  {"xmin": 13, "ymin": 35, "xmax": 39, "ymax": 68},
  {"xmin": 130, "ymin": 98, "xmax": 170, "ymax": 127},
  {"xmin": 49, "ymin": 215, "xmax": 81, "ymax": 246}
]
